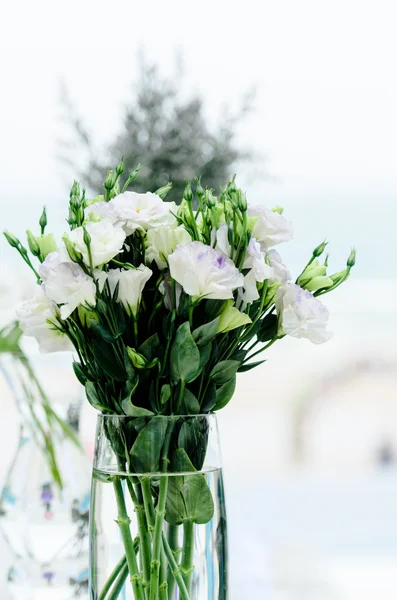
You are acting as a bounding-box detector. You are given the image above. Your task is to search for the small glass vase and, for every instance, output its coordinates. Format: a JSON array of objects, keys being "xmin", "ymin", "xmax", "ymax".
[{"xmin": 90, "ymin": 414, "xmax": 228, "ymax": 600}]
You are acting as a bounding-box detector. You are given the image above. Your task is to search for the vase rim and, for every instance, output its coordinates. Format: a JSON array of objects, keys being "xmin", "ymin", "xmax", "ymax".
[{"xmin": 97, "ymin": 413, "xmax": 216, "ymax": 419}]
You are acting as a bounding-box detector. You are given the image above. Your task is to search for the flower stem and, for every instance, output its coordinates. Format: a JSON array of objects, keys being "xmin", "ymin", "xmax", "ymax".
[
  {"xmin": 161, "ymin": 532, "xmax": 191, "ymax": 600},
  {"xmin": 149, "ymin": 421, "xmax": 174, "ymax": 600},
  {"xmin": 159, "ymin": 547, "xmax": 168, "ymax": 600},
  {"xmin": 107, "ymin": 561, "xmax": 129, "ymax": 600},
  {"xmin": 180, "ymin": 519, "xmax": 195, "ymax": 593},
  {"xmin": 126, "ymin": 478, "xmax": 152, "ymax": 593},
  {"xmin": 166, "ymin": 525, "xmax": 180, "ymax": 599},
  {"xmin": 98, "ymin": 555, "xmax": 127, "ymax": 600},
  {"xmin": 113, "ymin": 477, "xmax": 145, "ymax": 600}
]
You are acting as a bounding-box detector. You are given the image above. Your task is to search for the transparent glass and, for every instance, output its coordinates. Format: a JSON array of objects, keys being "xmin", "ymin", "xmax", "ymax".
[
  {"xmin": 0, "ymin": 356, "xmax": 91, "ymax": 600},
  {"xmin": 90, "ymin": 414, "xmax": 228, "ymax": 600}
]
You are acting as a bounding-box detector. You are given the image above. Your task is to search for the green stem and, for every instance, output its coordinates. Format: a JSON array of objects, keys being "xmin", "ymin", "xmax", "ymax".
[
  {"xmin": 166, "ymin": 525, "xmax": 180, "ymax": 599},
  {"xmin": 113, "ymin": 478, "xmax": 145, "ymax": 600},
  {"xmin": 159, "ymin": 547, "xmax": 168, "ymax": 600},
  {"xmin": 180, "ymin": 519, "xmax": 195, "ymax": 593},
  {"xmin": 162, "ymin": 532, "xmax": 191, "ymax": 600},
  {"xmin": 126, "ymin": 478, "xmax": 152, "ymax": 593},
  {"xmin": 149, "ymin": 422, "xmax": 175, "ymax": 600},
  {"xmin": 243, "ymin": 337, "xmax": 278, "ymax": 363},
  {"xmin": 107, "ymin": 562, "xmax": 129, "ymax": 600},
  {"xmin": 98, "ymin": 555, "xmax": 127, "ymax": 600},
  {"xmin": 141, "ymin": 477, "xmax": 155, "ymax": 533}
]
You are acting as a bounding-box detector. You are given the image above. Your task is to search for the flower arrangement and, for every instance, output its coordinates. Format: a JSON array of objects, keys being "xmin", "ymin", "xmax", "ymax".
[{"xmin": 4, "ymin": 160, "xmax": 355, "ymax": 599}]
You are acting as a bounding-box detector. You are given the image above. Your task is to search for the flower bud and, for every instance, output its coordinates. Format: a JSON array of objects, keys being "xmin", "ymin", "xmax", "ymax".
[
  {"xmin": 305, "ymin": 275, "xmax": 333, "ymax": 292},
  {"xmin": 126, "ymin": 347, "xmax": 148, "ymax": 369},
  {"xmin": 204, "ymin": 190, "xmax": 216, "ymax": 209},
  {"xmin": 347, "ymin": 248, "xmax": 356, "ymax": 268},
  {"xmin": 26, "ymin": 230, "xmax": 41, "ymax": 257},
  {"xmin": 196, "ymin": 179, "xmax": 204, "ymax": 199},
  {"xmin": 83, "ymin": 227, "xmax": 91, "ymax": 248},
  {"xmin": 62, "ymin": 234, "xmax": 82, "ymax": 263},
  {"xmin": 297, "ymin": 260, "xmax": 327, "ymax": 287},
  {"xmin": 36, "ymin": 233, "xmax": 57, "ymax": 259},
  {"xmin": 312, "ymin": 241, "xmax": 328, "ymax": 258},
  {"xmin": 3, "ymin": 230, "xmax": 20, "ymax": 248},
  {"xmin": 237, "ymin": 190, "xmax": 247, "ymax": 212},
  {"xmin": 116, "ymin": 157, "xmax": 124, "ymax": 176},
  {"xmin": 183, "ymin": 182, "xmax": 193, "ymax": 203},
  {"xmin": 39, "ymin": 206, "xmax": 47, "ymax": 232},
  {"xmin": 227, "ymin": 176, "xmax": 237, "ymax": 195},
  {"xmin": 155, "ymin": 182, "xmax": 173, "ymax": 199},
  {"xmin": 104, "ymin": 170, "xmax": 115, "ymax": 191}
]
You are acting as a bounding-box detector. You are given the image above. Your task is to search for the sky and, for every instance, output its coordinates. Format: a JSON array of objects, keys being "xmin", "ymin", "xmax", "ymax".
[{"xmin": 0, "ymin": 0, "xmax": 396, "ymax": 280}]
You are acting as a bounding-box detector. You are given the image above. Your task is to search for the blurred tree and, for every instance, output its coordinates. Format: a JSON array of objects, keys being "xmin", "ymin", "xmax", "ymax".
[{"xmin": 58, "ymin": 54, "xmax": 256, "ymax": 203}]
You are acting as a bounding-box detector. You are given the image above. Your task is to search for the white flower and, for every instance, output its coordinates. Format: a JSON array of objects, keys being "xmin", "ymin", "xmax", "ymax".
[
  {"xmin": 168, "ymin": 241, "xmax": 243, "ymax": 300},
  {"xmin": 248, "ymin": 205, "xmax": 293, "ymax": 248},
  {"xmin": 67, "ymin": 221, "xmax": 126, "ymax": 268},
  {"xmin": 40, "ymin": 253, "xmax": 103, "ymax": 320},
  {"xmin": 159, "ymin": 274, "xmax": 182, "ymax": 311},
  {"xmin": 85, "ymin": 201, "xmax": 118, "ymax": 223},
  {"xmin": 275, "ymin": 283, "xmax": 332, "ymax": 344},
  {"xmin": 16, "ymin": 287, "xmax": 73, "ymax": 353},
  {"xmin": 110, "ymin": 192, "xmax": 177, "ymax": 235},
  {"xmin": 267, "ymin": 249, "xmax": 291, "ymax": 283},
  {"xmin": 107, "ymin": 265, "xmax": 152, "ymax": 316},
  {"xmin": 243, "ymin": 238, "xmax": 274, "ymax": 282},
  {"xmin": 214, "ymin": 224, "xmax": 232, "ymax": 257},
  {"xmin": 146, "ymin": 226, "xmax": 191, "ymax": 269}
]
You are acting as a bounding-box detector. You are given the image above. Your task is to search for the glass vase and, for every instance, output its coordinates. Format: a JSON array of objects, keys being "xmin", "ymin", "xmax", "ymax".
[
  {"xmin": 90, "ymin": 414, "xmax": 228, "ymax": 600},
  {"xmin": 0, "ymin": 355, "xmax": 91, "ymax": 600}
]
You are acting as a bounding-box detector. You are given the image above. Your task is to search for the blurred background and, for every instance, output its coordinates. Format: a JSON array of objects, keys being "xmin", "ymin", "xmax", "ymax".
[{"xmin": 1, "ymin": 1, "xmax": 397, "ymax": 598}]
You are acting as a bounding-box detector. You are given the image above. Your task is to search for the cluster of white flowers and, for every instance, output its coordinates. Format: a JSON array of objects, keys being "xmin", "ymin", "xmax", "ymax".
[{"xmin": 16, "ymin": 190, "xmax": 332, "ymax": 352}]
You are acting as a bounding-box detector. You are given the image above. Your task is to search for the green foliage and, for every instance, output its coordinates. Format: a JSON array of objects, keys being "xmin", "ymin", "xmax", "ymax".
[
  {"xmin": 165, "ymin": 449, "xmax": 214, "ymax": 526},
  {"xmin": 170, "ymin": 323, "xmax": 200, "ymax": 384},
  {"xmin": 58, "ymin": 55, "xmax": 254, "ymax": 204}
]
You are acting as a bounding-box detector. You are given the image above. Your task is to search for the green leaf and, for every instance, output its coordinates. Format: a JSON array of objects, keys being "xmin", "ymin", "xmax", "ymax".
[
  {"xmin": 73, "ymin": 361, "xmax": 87, "ymax": 386},
  {"xmin": 192, "ymin": 317, "xmax": 220, "ymax": 347},
  {"xmin": 160, "ymin": 384, "xmax": 172, "ymax": 405},
  {"xmin": 92, "ymin": 340, "xmax": 128, "ymax": 381},
  {"xmin": 214, "ymin": 377, "xmax": 236, "ymax": 411},
  {"xmin": 238, "ymin": 360, "xmax": 266, "ymax": 372},
  {"xmin": 121, "ymin": 397, "xmax": 154, "ymax": 417},
  {"xmin": 198, "ymin": 342, "xmax": 212, "ymax": 373},
  {"xmin": 180, "ymin": 388, "xmax": 200, "ymax": 415},
  {"xmin": 138, "ymin": 333, "xmax": 161, "ymax": 362},
  {"xmin": 177, "ymin": 418, "xmax": 208, "ymax": 471},
  {"xmin": 130, "ymin": 416, "xmax": 169, "ymax": 473},
  {"xmin": 230, "ymin": 349, "xmax": 248, "ymax": 363},
  {"xmin": 165, "ymin": 449, "xmax": 214, "ymax": 525},
  {"xmin": 209, "ymin": 360, "xmax": 240, "ymax": 385},
  {"xmin": 92, "ymin": 322, "xmax": 120, "ymax": 344},
  {"xmin": 170, "ymin": 322, "xmax": 200, "ymax": 384},
  {"xmin": 257, "ymin": 313, "xmax": 278, "ymax": 343},
  {"xmin": 201, "ymin": 382, "xmax": 217, "ymax": 412},
  {"xmin": 85, "ymin": 382, "xmax": 102, "ymax": 410}
]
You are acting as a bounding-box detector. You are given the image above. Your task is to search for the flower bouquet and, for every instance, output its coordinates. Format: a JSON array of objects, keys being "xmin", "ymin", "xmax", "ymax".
[{"xmin": 4, "ymin": 160, "xmax": 355, "ymax": 599}]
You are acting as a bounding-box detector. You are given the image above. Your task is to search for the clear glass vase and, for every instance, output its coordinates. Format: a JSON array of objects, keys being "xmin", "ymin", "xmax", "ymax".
[
  {"xmin": 90, "ymin": 414, "xmax": 228, "ymax": 600},
  {"xmin": 0, "ymin": 354, "xmax": 91, "ymax": 600}
]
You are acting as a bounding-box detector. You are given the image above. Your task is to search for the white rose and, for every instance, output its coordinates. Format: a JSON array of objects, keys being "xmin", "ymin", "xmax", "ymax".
[
  {"xmin": 267, "ymin": 249, "xmax": 291, "ymax": 283},
  {"xmin": 145, "ymin": 226, "xmax": 191, "ymax": 269},
  {"xmin": 16, "ymin": 287, "xmax": 73, "ymax": 353},
  {"xmin": 275, "ymin": 283, "xmax": 332, "ymax": 344},
  {"xmin": 168, "ymin": 241, "xmax": 244, "ymax": 300},
  {"xmin": 107, "ymin": 265, "xmax": 152, "ymax": 316},
  {"xmin": 67, "ymin": 221, "xmax": 126, "ymax": 268},
  {"xmin": 110, "ymin": 192, "xmax": 177, "ymax": 235},
  {"xmin": 41, "ymin": 255, "xmax": 103, "ymax": 320},
  {"xmin": 248, "ymin": 205, "xmax": 293, "ymax": 248}
]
